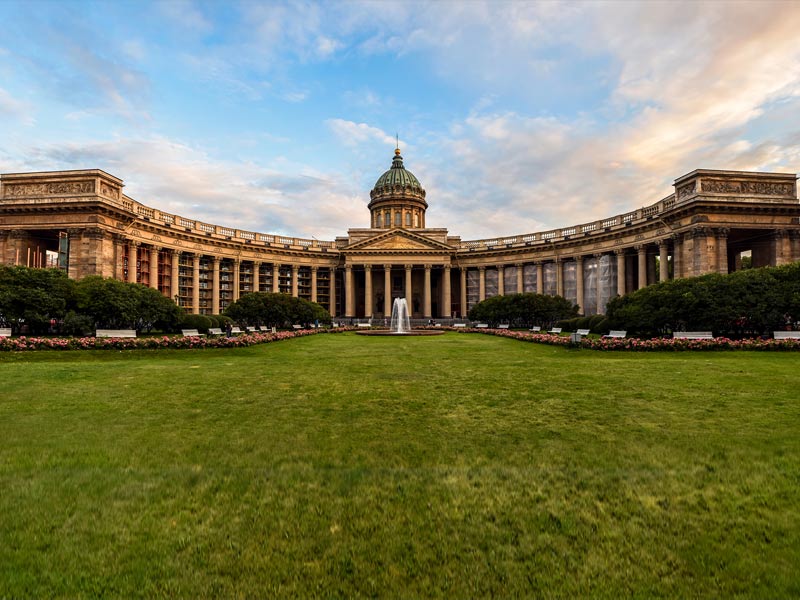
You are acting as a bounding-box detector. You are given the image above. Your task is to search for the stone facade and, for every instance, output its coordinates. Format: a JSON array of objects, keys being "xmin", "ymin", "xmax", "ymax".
[{"xmin": 1, "ymin": 163, "xmax": 798, "ymax": 318}]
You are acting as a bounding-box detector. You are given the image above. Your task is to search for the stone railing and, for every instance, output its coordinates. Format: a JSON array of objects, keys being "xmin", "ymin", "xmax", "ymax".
[{"xmin": 459, "ymin": 193, "xmax": 678, "ymax": 250}]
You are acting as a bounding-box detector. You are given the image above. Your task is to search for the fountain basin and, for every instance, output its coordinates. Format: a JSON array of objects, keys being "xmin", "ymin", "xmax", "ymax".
[{"xmin": 355, "ymin": 329, "xmax": 445, "ymax": 336}]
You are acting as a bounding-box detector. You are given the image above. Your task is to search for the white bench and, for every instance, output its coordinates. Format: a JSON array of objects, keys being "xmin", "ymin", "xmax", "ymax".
[
  {"xmin": 356, "ymin": 323, "xmax": 372, "ymax": 328},
  {"xmin": 230, "ymin": 327, "xmax": 243, "ymax": 335},
  {"xmin": 181, "ymin": 329, "xmax": 203, "ymax": 337},
  {"xmin": 576, "ymin": 329, "xmax": 591, "ymax": 336},
  {"xmin": 453, "ymin": 323, "xmax": 467, "ymax": 328},
  {"xmin": 548, "ymin": 327, "xmax": 562, "ymax": 335},
  {"xmin": 673, "ymin": 331, "xmax": 713, "ymax": 339},
  {"xmin": 529, "ymin": 326, "xmax": 541, "ymax": 332},
  {"xmin": 96, "ymin": 329, "xmax": 137, "ymax": 338},
  {"xmin": 208, "ymin": 327, "xmax": 223, "ymax": 336},
  {"xmin": 0, "ymin": 327, "xmax": 11, "ymax": 337},
  {"xmin": 497, "ymin": 324, "xmax": 509, "ymax": 329},
  {"xmin": 475, "ymin": 323, "xmax": 489, "ymax": 328},
  {"xmin": 603, "ymin": 330, "xmax": 627, "ymax": 338},
  {"xmin": 292, "ymin": 324, "xmax": 303, "ymax": 330},
  {"xmin": 773, "ymin": 331, "xmax": 800, "ymax": 339}
]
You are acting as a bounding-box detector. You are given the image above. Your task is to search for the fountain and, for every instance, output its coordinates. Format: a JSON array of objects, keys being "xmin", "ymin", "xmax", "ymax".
[
  {"xmin": 389, "ymin": 297, "xmax": 410, "ymax": 333},
  {"xmin": 355, "ymin": 297, "xmax": 444, "ymax": 336}
]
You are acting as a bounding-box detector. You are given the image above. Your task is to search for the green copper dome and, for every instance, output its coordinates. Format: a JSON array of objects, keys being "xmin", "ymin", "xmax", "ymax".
[{"xmin": 371, "ymin": 149, "xmax": 424, "ymax": 195}]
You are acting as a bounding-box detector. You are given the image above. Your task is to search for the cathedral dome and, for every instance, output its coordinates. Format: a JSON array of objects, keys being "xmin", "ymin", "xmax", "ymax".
[{"xmin": 371, "ymin": 149, "xmax": 425, "ymax": 198}]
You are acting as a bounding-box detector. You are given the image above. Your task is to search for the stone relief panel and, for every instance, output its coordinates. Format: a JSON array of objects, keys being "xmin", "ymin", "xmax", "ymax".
[
  {"xmin": 701, "ymin": 180, "xmax": 793, "ymax": 196},
  {"xmin": 3, "ymin": 181, "xmax": 95, "ymax": 197},
  {"xmin": 100, "ymin": 182, "xmax": 121, "ymax": 200},
  {"xmin": 677, "ymin": 183, "xmax": 696, "ymax": 199}
]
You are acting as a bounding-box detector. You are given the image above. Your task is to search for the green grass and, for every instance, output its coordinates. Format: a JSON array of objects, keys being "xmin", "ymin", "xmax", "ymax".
[{"xmin": 1, "ymin": 332, "xmax": 799, "ymax": 598}]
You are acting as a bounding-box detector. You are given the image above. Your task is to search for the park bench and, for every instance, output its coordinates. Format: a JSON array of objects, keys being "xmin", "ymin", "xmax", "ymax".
[
  {"xmin": 603, "ymin": 330, "xmax": 627, "ymax": 338},
  {"xmin": 497, "ymin": 324, "xmax": 510, "ymax": 329},
  {"xmin": 208, "ymin": 327, "xmax": 223, "ymax": 336},
  {"xmin": 95, "ymin": 329, "xmax": 136, "ymax": 338},
  {"xmin": 356, "ymin": 323, "xmax": 372, "ymax": 328},
  {"xmin": 0, "ymin": 328, "xmax": 11, "ymax": 337},
  {"xmin": 773, "ymin": 331, "xmax": 800, "ymax": 339},
  {"xmin": 181, "ymin": 329, "xmax": 203, "ymax": 337},
  {"xmin": 230, "ymin": 327, "xmax": 243, "ymax": 335},
  {"xmin": 672, "ymin": 331, "xmax": 713, "ymax": 340},
  {"xmin": 529, "ymin": 326, "xmax": 541, "ymax": 332},
  {"xmin": 452, "ymin": 323, "xmax": 467, "ymax": 328},
  {"xmin": 475, "ymin": 323, "xmax": 489, "ymax": 328},
  {"xmin": 548, "ymin": 327, "xmax": 562, "ymax": 335},
  {"xmin": 576, "ymin": 329, "xmax": 591, "ymax": 336}
]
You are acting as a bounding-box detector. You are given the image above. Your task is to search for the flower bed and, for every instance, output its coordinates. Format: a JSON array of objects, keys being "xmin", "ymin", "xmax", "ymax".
[
  {"xmin": 0, "ymin": 328, "xmax": 352, "ymax": 352},
  {"xmin": 455, "ymin": 328, "xmax": 800, "ymax": 351}
]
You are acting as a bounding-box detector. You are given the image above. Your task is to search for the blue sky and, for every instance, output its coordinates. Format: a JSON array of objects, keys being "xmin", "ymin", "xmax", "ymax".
[{"xmin": 1, "ymin": 0, "xmax": 799, "ymax": 240}]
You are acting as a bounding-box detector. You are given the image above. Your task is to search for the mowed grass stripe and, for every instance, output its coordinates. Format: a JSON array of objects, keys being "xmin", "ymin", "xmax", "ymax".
[{"xmin": 1, "ymin": 333, "xmax": 798, "ymax": 597}]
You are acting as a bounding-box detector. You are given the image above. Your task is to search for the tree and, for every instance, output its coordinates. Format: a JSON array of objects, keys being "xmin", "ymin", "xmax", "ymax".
[
  {"xmin": 468, "ymin": 293, "xmax": 578, "ymax": 328},
  {"xmin": 0, "ymin": 266, "xmax": 75, "ymax": 334},
  {"xmin": 224, "ymin": 292, "xmax": 331, "ymax": 328}
]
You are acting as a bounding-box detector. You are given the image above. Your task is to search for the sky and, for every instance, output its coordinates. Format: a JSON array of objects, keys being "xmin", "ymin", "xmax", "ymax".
[{"xmin": 1, "ymin": 0, "xmax": 800, "ymax": 241}]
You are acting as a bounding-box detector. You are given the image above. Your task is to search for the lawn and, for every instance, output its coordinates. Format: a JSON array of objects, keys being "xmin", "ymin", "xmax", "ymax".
[{"xmin": 1, "ymin": 332, "xmax": 798, "ymax": 598}]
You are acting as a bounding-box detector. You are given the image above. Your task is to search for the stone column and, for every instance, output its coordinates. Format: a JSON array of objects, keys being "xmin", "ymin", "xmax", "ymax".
[
  {"xmin": 575, "ymin": 257, "xmax": 584, "ymax": 314},
  {"xmin": 112, "ymin": 234, "xmax": 126, "ymax": 280},
  {"xmin": 253, "ymin": 262, "xmax": 261, "ymax": 293},
  {"xmin": 459, "ymin": 268, "xmax": 467, "ymax": 318},
  {"xmin": 0, "ymin": 231, "xmax": 7, "ymax": 266},
  {"xmin": 345, "ymin": 265, "xmax": 354, "ymax": 317},
  {"xmin": 192, "ymin": 254, "xmax": 200, "ymax": 314},
  {"xmin": 364, "ymin": 265, "xmax": 373, "ymax": 318},
  {"xmin": 536, "ymin": 263, "xmax": 543, "ymax": 294},
  {"xmin": 659, "ymin": 241, "xmax": 669, "ymax": 282},
  {"xmin": 233, "ymin": 260, "xmax": 241, "ymax": 301},
  {"xmin": 442, "ymin": 265, "xmax": 451, "ymax": 318},
  {"xmin": 405, "ymin": 264, "xmax": 413, "ymax": 310},
  {"xmin": 311, "ymin": 266, "xmax": 318, "ymax": 303},
  {"xmin": 693, "ymin": 227, "xmax": 716, "ymax": 275},
  {"xmin": 791, "ymin": 231, "xmax": 800, "ymax": 263},
  {"xmin": 291, "ymin": 265, "xmax": 299, "ymax": 298},
  {"xmin": 478, "ymin": 266, "xmax": 486, "ymax": 301},
  {"xmin": 616, "ymin": 250, "xmax": 626, "ymax": 296},
  {"xmin": 637, "ymin": 245, "xmax": 647, "ymax": 289},
  {"xmin": 497, "ymin": 265, "xmax": 505, "ymax": 296},
  {"xmin": 272, "ymin": 264, "xmax": 280, "ymax": 293},
  {"xmin": 647, "ymin": 250, "xmax": 657, "ymax": 285},
  {"xmin": 211, "ymin": 257, "xmax": 221, "ymax": 315},
  {"xmin": 716, "ymin": 228, "xmax": 729, "ymax": 273},
  {"xmin": 555, "ymin": 259, "xmax": 564, "ymax": 297},
  {"xmin": 423, "ymin": 264, "xmax": 432, "ymax": 318},
  {"xmin": 594, "ymin": 253, "xmax": 603, "ymax": 312},
  {"xmin": 384, "ymin": 265, "xmax": 392, "ymax": 316},
  {"xmin": 771, "ymin": 230, "xmax": 790, "ymax": 267},
  {"xmin": 672, "ymin": 234, "xmax": 683, "ymax": 279},
  {"xmin": 329, "ymin": 268, "xmax": 337, "ymax": 317},
  {"xmin": 149, "ymin": 246, "xmax": 160, "ymax": 290},
  {"xmin": 170, "ymin": 251, "xmax": 180, "ymax": 303},
  {"xmin": 516, "ymin": 263, "xmax": 524, "ymax": 295},
  {"xmin": 127, "ymin": 241, "xmax": 139, "ymax": 283}
]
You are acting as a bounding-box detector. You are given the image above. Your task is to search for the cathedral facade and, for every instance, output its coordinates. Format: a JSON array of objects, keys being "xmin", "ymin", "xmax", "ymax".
[{"xmin": 1, "ymin": 151, "xmax": 799, "ymax": 319}]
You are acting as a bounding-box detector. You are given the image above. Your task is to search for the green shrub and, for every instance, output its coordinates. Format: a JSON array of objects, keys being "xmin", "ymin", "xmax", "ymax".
[{"xmin": 180, "ymin": 314, "xmax": 213, "ymax": 333}]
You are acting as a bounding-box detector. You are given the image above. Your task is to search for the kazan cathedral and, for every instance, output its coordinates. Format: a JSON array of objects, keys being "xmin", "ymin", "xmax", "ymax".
[{"xmin": 1, "ymin": 150, "xmax": 799, "ymax": 320}]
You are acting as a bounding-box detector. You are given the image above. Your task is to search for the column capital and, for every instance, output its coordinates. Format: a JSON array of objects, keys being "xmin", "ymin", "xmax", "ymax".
[
  {"xmin": 211, "ymin": 256, "xmax": 220, "ymax": 264},
  {"xmin": 772, "ymin": 229, "xmax": 787, "ymax": 240},
  {"xmin": 345, "ymin": 264, "xmax": 353, "ymax": 271},
  {"xmin": 149, "ymin": 245, "xmax": 161, "ymax": 253},
  {"xmin": 383, "ymin": 263, "xmax": 393, "ymax": 271},
  {"xmin": 593, "ymin": 252, "xmax": 604, "ymax": 258},
  {"xmin": 658, "ymin": 239, "xmax": 670, "ymax": 248},
  {"xmin": 515, "ymin": 262, "xmax": 524, "ymax": 268},
  {"xmin": 692, "ymin": 226, "xmax": 710, "ymax": 238},
  {"xmin": 614, "ymin": 248, "xmax": 626, "ymax": 256},
  {"xmin": 405, "ymin": 264, "xmax": 413, "ymax": 271},
  {"xmin": 128, "ymin": 239, "xmax": 141, "ymax": 248},
  {"xmin": 573, "ymin": 256, "xmax": 583, "ymax": 263},
  {"xmin": 363, "ymin": 264, "xmax": 372, "ymax": 271},
  {"xmin": 790, "ymin": 230, "xmax": 800, "ymax": 241},
  {"xmin": 635, "ymin": 244, "xmax": 646, "ymax": 253},
  {"xmin": 292, "ymin": 264, "xmax": 300, "ymax": 271},
  {"xmin": 478, "ymin": 265, "xmax": 486, "ymax": 271},
  {"xmin": 310, "ymin": 265, "xmax": 318, "ymax": 272},
  {"xmin": 424, "ymin": 264, "xmax": 432, "ymax": 271},
  {"xmin": 715, "ymin": 227, "xmax": 730, "ymax": 238},
  {"xmin": 65, "ymin": 228, "xmax": 83, "ymax": 237},
  {"xmin": 444, "ymin": 264, "xmax": 451, "ymax": 271}
]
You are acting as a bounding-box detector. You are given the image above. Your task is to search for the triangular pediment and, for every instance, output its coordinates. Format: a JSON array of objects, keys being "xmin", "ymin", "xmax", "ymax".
[{"xmin": 345, "ymin": 229, "xmax": 453, "ymax": 252}]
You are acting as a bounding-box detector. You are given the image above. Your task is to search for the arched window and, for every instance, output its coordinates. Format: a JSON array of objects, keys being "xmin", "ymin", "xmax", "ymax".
[
  {"xmin": 375, "ymin": 213, "xmax": 382, "ymax": 228},
  {"xmin": 414, "ymin": 212, "xmax": 420, "ymax": 227},
  {"xmin": 406, "ymin": 212, "xmax": 412, "ymax": 226}
]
